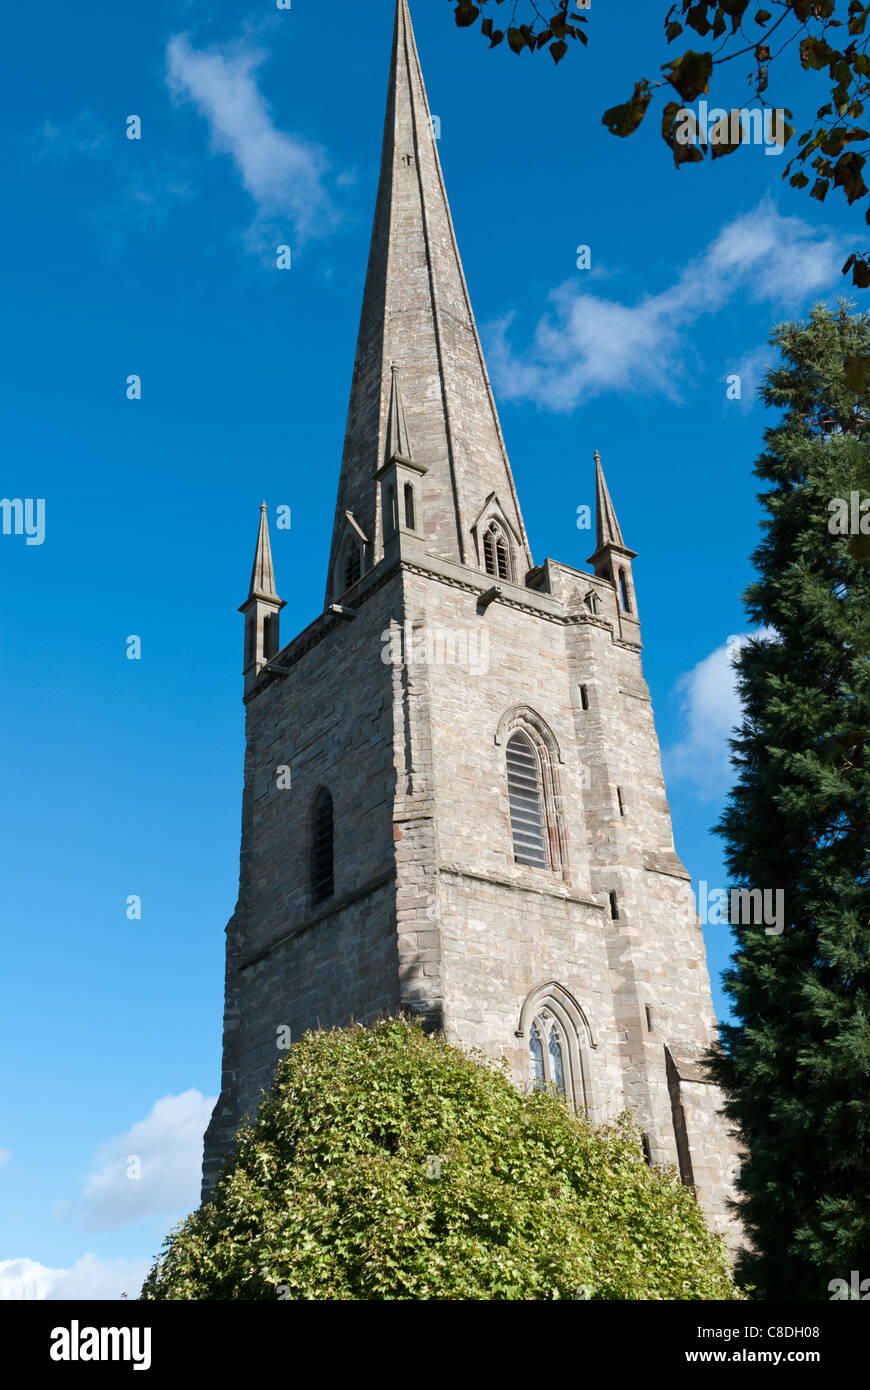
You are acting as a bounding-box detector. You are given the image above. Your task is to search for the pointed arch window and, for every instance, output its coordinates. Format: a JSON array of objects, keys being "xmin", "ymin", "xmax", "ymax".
[
  {"xmin": 483, "ymin": 520, "xmax": 512, "ymax": 581},
  {"xmin": 519, "ymin": 984, "xmax": 595, "ymax": 1115},
  {"xmin": 310, "ymin": 788, "xmax": 334, "ymax": 907},
  {"xmin": 506, "ymin": 731, "xmax": 548, "ymax": 869}
]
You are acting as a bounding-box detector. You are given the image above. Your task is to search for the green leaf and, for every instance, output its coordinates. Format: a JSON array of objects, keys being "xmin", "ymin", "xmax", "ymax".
[
  {"xmin": 663, "ymin": 49, "xmax": 714, "ymax": 102},
  {"xmin": 602, "ymin": 81, "xmax": 653, "ymax": 138},
  {"xmin": 454, "ymin": 1, "xmax": 480, "ymax": 29},
  {"xmin": 550, "ymin": 39, "xmax": 568, "ymax": 65}
]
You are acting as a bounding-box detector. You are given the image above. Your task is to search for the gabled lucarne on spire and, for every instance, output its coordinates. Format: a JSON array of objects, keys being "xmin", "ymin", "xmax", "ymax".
[{"xmin": 326, "ymin": 0, "xmax": 532, "ymax": 603}]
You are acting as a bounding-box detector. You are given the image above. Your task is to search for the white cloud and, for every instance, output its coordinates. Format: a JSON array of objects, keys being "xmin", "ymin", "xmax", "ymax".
[
  {"xmin": 0, "ymin": 1255, "xmax": 150, "ymax": 1301},
  {"xmin": 0, "ymin": 1148, "xmax": 11, "ymax": 1166},
  {"xmin": 487, "ymin": 201, "xmax": 845, "ymax": 411},
  {"xmin": 664, "ymin": 631, "xmax": 775, "ymax": 800},
  {"xmin": 76, "ymin": 1090, "xmax": 215, "ymax": 1232},
  {"xmin": 166, "ymin": 34, "xmax": 335, "ymax": 246}
]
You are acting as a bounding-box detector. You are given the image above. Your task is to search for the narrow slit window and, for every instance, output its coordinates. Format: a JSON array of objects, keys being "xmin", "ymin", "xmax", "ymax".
[
  {"xmin": 311, "ymin": 789, "xmax": 334, "ymax": 907},
  {"xmin": 619, "ymin": 569, "xmax": 632, "ymax": 613},
  {"xmin": 506, "ymin": 731, "xmax": 548, "ymax": 869},
  {"xmin": 609, "ymin": 890, "xmax": 619, "ymax": 920},
  {"xmin": 404, "ymin": 482, "xmax": 415, "ymax": 531},
  {"xmin": 579, "ymin": 684, "xmax": 589, "ymax": 711},
  {"xmin": 343, "ymin": 541, "xmax": 361, "ymax": 592},
  {"xmin": 617, "ymin": 786, "xmax": 625, "ymax": 817},
  {"xmin": 645, "ymin": 1004, "xmax": 654, "ymax": 1033},
  {"xmin": 263, "ymin": 614, "xmax": 278, "ymax": 661},
  {"xmin": 244, "ymin": 617, "xmax": 255, "ymax": 669}
]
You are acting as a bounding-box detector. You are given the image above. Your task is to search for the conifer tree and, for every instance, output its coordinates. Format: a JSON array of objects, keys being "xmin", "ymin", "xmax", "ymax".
[{"xmin": 711, "ymin": 303, "xmax": 870, "ymax": 1299}]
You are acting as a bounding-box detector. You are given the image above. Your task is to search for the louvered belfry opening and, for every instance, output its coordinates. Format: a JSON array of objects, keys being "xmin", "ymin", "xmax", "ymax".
[
  {"xmin": 311, "ymin": 789, "xmax": 334, "ymax": 906},
  {"xmin": 506, "ymin": 731, "xmax": 548, "ymax": 869},
  {"xmin": 483, "ymin": 521, "xmax": 511, "ymax": 581}
]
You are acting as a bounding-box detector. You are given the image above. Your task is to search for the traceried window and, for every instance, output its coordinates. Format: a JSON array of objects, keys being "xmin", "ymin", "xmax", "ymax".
[
  {"xmin": 519, "ymin": 983, "xmax": 591, "ymax": 1115},
  {"xmin": 528, "ymin": 1008, "xmax": 568, "ymax": 1098},
  {"xmin": 310, "ymin": 788, "xmax": 334, "ymax": 907},
  {"xmin": 506, "ymin": 730, "xmax": 548, "ymax": 869},
  {"xmin": 483, "ymin": 519, "xmax": 512, "ymax": 581}
]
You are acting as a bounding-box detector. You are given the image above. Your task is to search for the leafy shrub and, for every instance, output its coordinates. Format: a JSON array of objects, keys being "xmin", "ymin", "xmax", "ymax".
[{"xmin": 142, "ymin": 1017, "xmax": 739, "ymax": 1300}]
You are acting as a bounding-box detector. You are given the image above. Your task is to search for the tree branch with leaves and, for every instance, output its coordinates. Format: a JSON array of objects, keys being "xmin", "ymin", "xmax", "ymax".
[{"xmin": 451, "ymin": 1, "xmax": 870, "ymax": 286}]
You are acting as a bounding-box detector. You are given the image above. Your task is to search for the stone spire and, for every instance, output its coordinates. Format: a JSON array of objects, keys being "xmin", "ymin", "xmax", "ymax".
[
  {"xmin": 248, "ymin": 501, "xmax": 279, "ymax": 601},
  {"xmin": 325, "ymin": 0, "xmax": 532, "ymax": 603}
]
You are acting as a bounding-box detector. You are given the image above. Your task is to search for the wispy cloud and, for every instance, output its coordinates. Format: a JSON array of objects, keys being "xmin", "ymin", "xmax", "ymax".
[
  {"xmin": 0, "ymin": 1255, "xmax": 149, "ymax": 1301},
  {"xmin": 487, "ymin": 201, "xmax": 845, "ymax": 411},
  {"xmin": 73, "ymin": 1090, "xmax": 214, "ymax": 1232},
  {"xmin": 664, "ymin": 631, "xmax": 775, "ymax": 801},
  {"xmin": 34, "ymin": 111, "xmax": 108, "ymax": 159},
  {"xmin": 28, "ymin": 110, "xmax": 193, "ymax": 244},
  {"xmin": 0, "ymin": 1148, "xmax": 11, "ymax": 1167},
  {"xmin": 166, "ymin": 34, "xmax": 336, "ymax": 249}
]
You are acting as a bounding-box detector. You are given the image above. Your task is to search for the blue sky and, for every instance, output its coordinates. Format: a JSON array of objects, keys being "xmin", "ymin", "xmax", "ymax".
[{"xmin": 0, "ymin": 0, "xmax": 861, "ymax": 1297}]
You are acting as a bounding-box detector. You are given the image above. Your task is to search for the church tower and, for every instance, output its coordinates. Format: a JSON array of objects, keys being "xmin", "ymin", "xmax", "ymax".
[{"xmin": 203, "ymin": 0, "xmax": 740, "ymax": 1248}]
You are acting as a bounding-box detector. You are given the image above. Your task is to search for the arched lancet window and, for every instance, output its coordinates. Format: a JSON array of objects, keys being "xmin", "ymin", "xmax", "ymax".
[
  {"xmin": 506, "ymin": 730, "xmax": 548, "ymax": 869},
  {"xmin": 483, "ymin": 519, "xmax": 512, "ymax": 581},
  {"xmin": 519, "ymin": 983, "xmax": 595, "ymax": 1115},
  {"xmin": 310, "ymin": 788, "xmax": 334, "ymax": 907},
  {"xmin": 404, "ymin": 482, "xmax": 415, "ymax": 531}
]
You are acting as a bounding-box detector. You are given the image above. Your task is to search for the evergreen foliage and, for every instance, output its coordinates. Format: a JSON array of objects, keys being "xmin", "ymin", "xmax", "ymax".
[{"xmin": 710, "ymin": 303, "xmax": 870, "ymax": 1299}]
